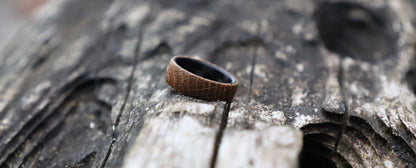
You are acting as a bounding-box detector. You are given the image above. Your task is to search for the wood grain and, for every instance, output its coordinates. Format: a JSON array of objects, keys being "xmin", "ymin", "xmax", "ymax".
[{"xmin": 0, "ymin": 0, "xmax": 415, "ymax": 167}]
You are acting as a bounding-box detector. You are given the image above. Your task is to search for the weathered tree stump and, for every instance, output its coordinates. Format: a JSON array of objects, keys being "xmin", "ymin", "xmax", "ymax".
[{"xmin": 0, "ymin": 0, "xmax": 415, "ymax": 167}]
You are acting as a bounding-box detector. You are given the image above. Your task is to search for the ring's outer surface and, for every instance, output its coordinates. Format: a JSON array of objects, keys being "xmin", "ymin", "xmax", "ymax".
[{"xmin": 165, "ymin": 56, "xmax": 238, "ymax": 102}]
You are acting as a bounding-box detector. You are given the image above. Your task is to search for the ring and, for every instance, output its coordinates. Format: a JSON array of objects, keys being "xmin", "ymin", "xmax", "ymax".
[{"xmin": 165, "ymin": 56, "xmax": 238, "ymax": 102}]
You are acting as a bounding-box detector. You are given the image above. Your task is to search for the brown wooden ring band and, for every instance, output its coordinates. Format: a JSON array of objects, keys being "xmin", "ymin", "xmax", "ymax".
[{"xmin": 165, "ymin": 56, "xmax": 238, "ymax": 102}]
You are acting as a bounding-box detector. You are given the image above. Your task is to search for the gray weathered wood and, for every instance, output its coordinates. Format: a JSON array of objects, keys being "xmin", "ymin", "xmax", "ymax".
[{"xmin": 0, "ymin": 0, "xmax": 416, "ymax": 167}]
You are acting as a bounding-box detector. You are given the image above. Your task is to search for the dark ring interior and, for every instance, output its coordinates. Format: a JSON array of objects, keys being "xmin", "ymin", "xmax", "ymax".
[{"xmin": 174, "ymin": 57, "xmax": 236, "ymax": 84}]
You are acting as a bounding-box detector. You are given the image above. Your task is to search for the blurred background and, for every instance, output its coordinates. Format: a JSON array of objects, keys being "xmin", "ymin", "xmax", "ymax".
[{"xmin": 0, "ymin": 0, "xmax": 47, "ymax": 46}]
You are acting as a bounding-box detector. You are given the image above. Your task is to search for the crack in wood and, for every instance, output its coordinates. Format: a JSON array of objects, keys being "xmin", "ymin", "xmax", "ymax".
[
  {"xmin": 324, "ymin": 112, "xmax": 395, "ymax": 157},
  {"xmin": 332, "ymin": 59, "xmax": 350, "ymax": 158},
  {"xmin": 341, "ymin": 110, "xmax": 415, "ymax": 165},
  {"xmin": 76, "ymin": 151, "xmax": 97, "ymax": 167},
  {"xmin": 0, "ymin": 77, "xmax": 109, "ymax": 166},
  {"xmin": 210, "ymin": 102, "xmax": 231, "ymax": 168},
  {"xmin": 373, "ymin": 117, "xmax": 416, "ymax": 164},
  {"xmin": 99, "ymin": 13, "xmax": 154, "ymax": 168},
  {"xmin": 301, "ymin": 123, "xmax": 364, "ymax": 167},
  {"xmin": 18, "ymin": 104, "xmax": 79, "ymax": 167},
  {"xmin": 0, "ymin": 78, "xmax": 114, "ymax": 167},
  {"xmin": 248, "ymin": 47, "xmax": 258, "ymax": 104},
  {"xmin": 301, "ymin": 134, "xmax": 351, "ymax": 167},
  {"xmin": 208, "ymin": 37, "xmax": 264, "ymax": 168}
]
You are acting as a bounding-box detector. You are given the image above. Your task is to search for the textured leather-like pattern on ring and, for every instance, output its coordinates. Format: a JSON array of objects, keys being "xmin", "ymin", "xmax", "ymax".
[{"xmin": 165, "ymin": 56, "xmax": 238, "ymax": 102}]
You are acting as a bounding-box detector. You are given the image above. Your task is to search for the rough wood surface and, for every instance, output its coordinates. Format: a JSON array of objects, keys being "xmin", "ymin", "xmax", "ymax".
[{"xmin": 0, "ymin": 0, "xmax": 416, "ymax": 167}]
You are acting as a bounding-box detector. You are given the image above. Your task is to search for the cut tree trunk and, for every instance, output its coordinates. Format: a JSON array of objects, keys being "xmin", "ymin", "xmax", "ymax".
[{"xmin": 0, "ymin": 0, "xmax": 415, "ymax": 167}]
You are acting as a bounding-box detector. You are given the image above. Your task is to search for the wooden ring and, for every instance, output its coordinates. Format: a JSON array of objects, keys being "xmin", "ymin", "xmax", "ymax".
[{"xmin": 165, "ymin": 56, "xmax": 238, "ymax": 102}]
